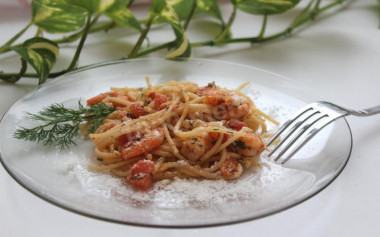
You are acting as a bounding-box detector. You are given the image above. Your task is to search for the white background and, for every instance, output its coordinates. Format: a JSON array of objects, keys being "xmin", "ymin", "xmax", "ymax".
[{"xmin": 1, "ymin": 0, "xmax": 380, "ymax": 236}]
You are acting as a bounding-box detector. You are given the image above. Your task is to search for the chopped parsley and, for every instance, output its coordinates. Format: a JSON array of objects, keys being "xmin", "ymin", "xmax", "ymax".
[
  {"xmin": 233, "ymin": 140, "xmax": 246, "ymax": 149},
  {"xmin": 207, "ymin": 81, "xmax": 216, "ymax": 88}
]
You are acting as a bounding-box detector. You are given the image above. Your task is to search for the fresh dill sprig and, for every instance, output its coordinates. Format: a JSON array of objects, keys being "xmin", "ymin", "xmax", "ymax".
[{"xmin": 13, "ymin": 101, "xmax": 115, "ymax": 150}]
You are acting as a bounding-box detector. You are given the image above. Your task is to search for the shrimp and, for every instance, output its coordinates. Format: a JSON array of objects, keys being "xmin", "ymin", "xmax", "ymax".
[
  {"xmin": 180, "ymin": 135, "xmax": 212, "ymax": 162},
  {"xmin": 120, "ymin": 128, "xmax": 165, "ymax": 159},
  {"xmin": 86, "ymin": 91, "xmax": 119, "ymax": 105},
  {"xmin": 235, "ymin": 133, "xmax": 265, "ymax": 157},
  {"xmin": 198, "ymin": 87, "xmax": 251, "ymax": 119},
  {"xmin": 220, "ymin": 158, "xmax": 243, "ymax": 179}
]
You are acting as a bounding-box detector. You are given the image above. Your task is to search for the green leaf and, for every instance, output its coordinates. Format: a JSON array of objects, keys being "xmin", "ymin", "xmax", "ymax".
[
  {"xmin": 150, "ymin": 0, "xmax": 168, "ymax": 15},
  {"xmin": 168, "ymin": 0, "xmax": 225, "ymax": 25},
  {"xmin": 170, "ymin": 0, "xmax": 195, "ymax": 20},
  {"xmin": 104, "ymin": 0, "xmax": 142, "ymax": 31},
  {"xmin": 234, "ymin": 0, "xmax": 301, "ymax": 15},
  {"xmin": 65, "ymin": 0, "xmax": 115, "ymax": 14},
  {"xmin": 155, "ymin": 3, "xmax": 192, "ymax": 58},
  {"xmin": 196, "ymin": 0, "xmax": 224, "ymax": 24},
  {"xmin": 11, "ymin": 37, "xmax": 59, "ymax": 85},
  {"xmin": 31, "ymin": 0, "xmax": 88, "ymax": 33}
]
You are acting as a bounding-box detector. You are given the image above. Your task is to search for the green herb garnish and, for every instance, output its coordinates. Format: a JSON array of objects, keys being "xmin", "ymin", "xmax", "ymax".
[
  {"xmin": 13, "ymin": 101, "xmax": 114, "ymax": 150},
  {"xmin": 233, "ymin": 140, "xmax": 246, "ymax": 149},
  {"xmin": 207, "ymin": 81, "xmax": 216, "ymax": 88}
]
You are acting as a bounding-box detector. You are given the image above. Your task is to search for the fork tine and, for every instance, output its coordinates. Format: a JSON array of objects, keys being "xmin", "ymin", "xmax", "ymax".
[
  {"xmin": 266, "ymin": 105, "xmax": 313, "ymax": 147},
  {"xmin": 279, "ymin": 127, "xmax": 321, "ymax": 164},
  {"xmin": 268, "ymin": 111, "xmax": 320, "ymax": 157},
  {"xmin": 278, "ymin": 115, "xmax": 341, "ymax": 164},
  {"xmin": 266, "ymin": 101, "xmax": 364, "ymax": 164},
  {"xmin": 273, "ymin": 113, "xmax": 329, "ymax": 163}
]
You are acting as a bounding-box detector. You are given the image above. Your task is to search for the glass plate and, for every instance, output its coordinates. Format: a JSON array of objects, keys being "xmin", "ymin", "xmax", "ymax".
[{"xmin": 0, "ymin": 58, "xmax": 352, "ymax": 227}]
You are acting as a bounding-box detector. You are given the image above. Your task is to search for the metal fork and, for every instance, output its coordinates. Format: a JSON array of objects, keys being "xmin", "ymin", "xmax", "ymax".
[{"xmin": 266, "ymin": 101, "xmax": 380, "ymax": 164}]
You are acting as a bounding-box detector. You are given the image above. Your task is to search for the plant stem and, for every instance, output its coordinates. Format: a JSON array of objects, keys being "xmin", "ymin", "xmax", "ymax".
[
  {"xmin": 66, "ymin": 13, "xmax": 93, "ymax": 71},
  {"xmin": 314, "ymin": 0, "xmax": 322, "ymax": 10},
  {"xmin": 127, "ymin": 0, "xmax": 135, "ymax": 8},
  {"xmin": 378, "ymin": 0, "xmax": 380, "ymax": 28},
  {"xmin": 215, "ymin": 4, "xmax": 237, "ymax": 41},
  {"xmin": 257, "ymin": 14, "xmax": 268, "ymax": 41},
  {"xmin": 0, "ymin": 69, "xmax": 70, "ymax": 81},
  {"xmin": 1, "ymin": 17, "xmax": 110, "ymax": 52},
  {"xmin": 192, "ymin": 0, "xmax": 344, "ymax": 48},
  {"xmin": 289, "ymin": 0, "xmax": 315, "ymax": 29},
  {"xmin": 132, "ymin": 41, "xmax": 176, "ymax": 58},
  {"xmin": 309, "ymin": 0, "xmax": 322, "ymax": 20},
  {"xmin": 183, "ymin": 0, "xmax": 197, "ymax": 30},
  {"xmin": 0, "ymin": 58, "xmax": 27, "ymax": 83},
  {"xmin": 35, "ymin": 27, "xmax": 43, "ymax": 37},
  {"xmin": 128, "ymin": 16, "xmax": 154, "ymax": 58},
  {"xmin": 0, "ymin": 22, "xmax": 32, "ymax": 54}
]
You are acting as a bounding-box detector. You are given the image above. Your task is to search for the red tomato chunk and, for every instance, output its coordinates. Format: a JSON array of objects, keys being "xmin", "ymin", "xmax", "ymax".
[{"xmin": 128, "ymin": 160, "xmax": 155, "ymax": 191}]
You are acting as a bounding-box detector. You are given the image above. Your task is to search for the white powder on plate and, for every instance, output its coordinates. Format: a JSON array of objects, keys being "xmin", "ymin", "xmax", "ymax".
[
  {"xmin": 50, "ymin": 89, "xmax": 293, "ymax": 209},
  {"xmin": 55, "ymin": 148, "xmax": 288, "ymax": 209}
]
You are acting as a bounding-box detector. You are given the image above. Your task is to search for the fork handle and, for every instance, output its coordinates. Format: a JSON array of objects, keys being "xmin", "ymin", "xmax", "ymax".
[
  {"xmin": 320, "ymin": 102, "xmax": 380, "ymax": 117},
  {"xmin": 349, "ymin": 105, "xmax": 380, "ymax": 117}
]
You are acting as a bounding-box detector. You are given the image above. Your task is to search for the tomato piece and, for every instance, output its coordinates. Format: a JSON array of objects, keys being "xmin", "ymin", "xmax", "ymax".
[
  {"xmin": 227, "ymin": 119, "xmax": 247, "ymax": 131},
  {"xmin": 148, "ymin": 92, "xmax": 156, "ymax": 100},
  {"xmin": 129, "ymin": 103, "xmax": 146, "ymax": 118},
  {"xmin": 128, "ymin": 160, "xmax": 155, "ymax": 191},
  {"xmin": 87, "ymin": 91, "xmax": 118, "ymax": 106},
  {"xmin": 116, "ymin": 134, "xmax": 128, "ymax": 148},
  {"xmin": 148, "ymin": 92, "xmax": 167, "ymax": 110},
  {"xmin": 223, "ymin": 134, "xmax": 232, "ymax": 143},
  {"xmin": 153, "ymin": 93, "xmax": 167, "ymax": 110},
  {"xmin": 208, "ymin": 131, "xmax": 219, "ymax": 141},
  {"xmin": 129, "ymin": 173, "xmax": 153, "ymax": 191}
]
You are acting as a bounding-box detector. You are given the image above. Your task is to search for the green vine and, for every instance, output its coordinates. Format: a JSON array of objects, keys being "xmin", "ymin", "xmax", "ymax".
[{"xmin": 0, "ymin": 0, "xmax": 356, "ymax": 84}]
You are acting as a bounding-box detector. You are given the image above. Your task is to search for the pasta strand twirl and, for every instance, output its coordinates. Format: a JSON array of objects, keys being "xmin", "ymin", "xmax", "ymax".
[{"xmin": 85, "ymin": 78, "xmax": 276, "ymax": 191}]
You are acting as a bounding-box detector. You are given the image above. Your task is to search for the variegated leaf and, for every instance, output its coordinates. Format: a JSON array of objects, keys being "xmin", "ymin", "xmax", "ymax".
[
  {"xmin": 31, "ymin": 0, "xmax": 88, "ymax": 33},
  {"xmin": 65, "ymin": 0, "xmax": 115, "ymax": 14},
  {"xmin": 150, "ymin": 0, "xmax": 168, "ymax": 15},
  {"xmin": 169, "ymin": 0, "xmax": 194, "ymax": 21},
  {"xmin": 234, "ymin": 0, "xmax": 301, "ymax": 15},
  {"xmin": 196, "ymin": 0, "xmax": 225, "ymax": 26},
  {"xmin": 11, "ymin": 37, "xmax": 59, "ymax": 85},
  {"xmin": 104, "ymin": 0, "xmax": 142, "ymax": 31},
  {"xmin": 168, "ymin": 0, "xmax": 224, "ymax": 25},
  {"xmin": 156, "ymin": 4, "xmax": 192, "ymax": 58}
]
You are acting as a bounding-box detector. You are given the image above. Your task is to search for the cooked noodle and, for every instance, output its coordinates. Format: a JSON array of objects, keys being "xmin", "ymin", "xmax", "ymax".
[{"xmin": 86, "ymin": 78, "xmax": 278, "ymax": 190}]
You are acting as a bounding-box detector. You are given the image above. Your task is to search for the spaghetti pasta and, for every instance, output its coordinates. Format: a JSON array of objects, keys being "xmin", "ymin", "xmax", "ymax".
[{"xmin": 86, "ymin": 78, "xmax": 278, "ymax": 191}]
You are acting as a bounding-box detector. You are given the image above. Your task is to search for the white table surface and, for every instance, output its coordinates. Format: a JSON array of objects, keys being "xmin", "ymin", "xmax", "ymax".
[{"xmin": 1, "ymin": 0, "xmax": 379, "ymax": 236}]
